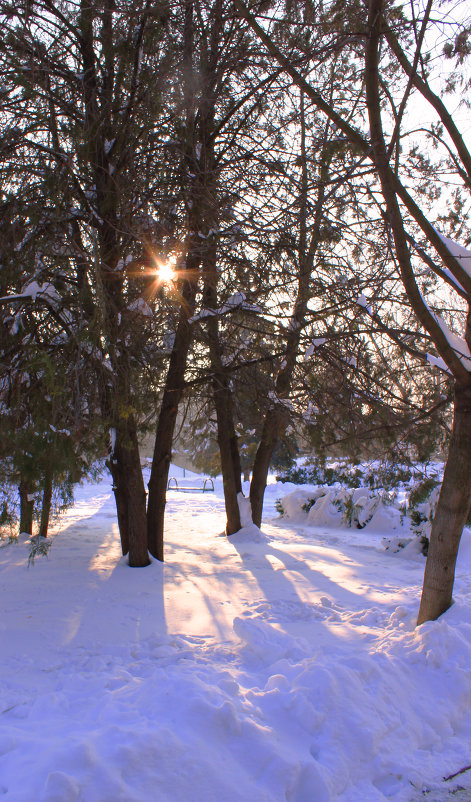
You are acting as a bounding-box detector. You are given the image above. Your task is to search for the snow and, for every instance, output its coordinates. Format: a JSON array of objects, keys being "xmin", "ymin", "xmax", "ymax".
[
  {"xmin": 126, "ymin": 298, "xmax": 153, "ymax": 317},
  {"xmin": 304, "ymin": 344, "xmax": 315, "ymax": 360},
  {"xmin": 429, "ymin": 310, "xmax": 471, "ymax": 371},
  {"xmin": 357, "ymin": 292, "xmax": 371, "ymax": 313},
  {"xmin": 189, "ymin": 292, "xmax": 262, "ymax": 323},
  {"xmin": 1, "ymin": 467, "xmax": 471, "ymax": 801},
  {"xmin": 427, "ymin": 352, "xmax": 452, "ymax": 374},
  {"xmin": 436, "ymin": 232, "xmax": 471, "ymax": 280},
  {"xmin": 0, "ymin": 282, "xmax": 60, "ymax": 307},
  {"xmin": 304, "ymin": 339, "xmax": 327, "ymax": 360},
  {"xmin": 22, "ymin": 281, "xmax": 60, "ymax": 302}
]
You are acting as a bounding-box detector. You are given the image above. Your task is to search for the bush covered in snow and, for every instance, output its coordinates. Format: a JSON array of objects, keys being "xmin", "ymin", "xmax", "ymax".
[
  {"xmin": 278, "ymin": 485, "xmax": 400, "ymax": 531},
  {"xmin": 276, "ymin": 462, "xmax": 448, "ymax": 555}
]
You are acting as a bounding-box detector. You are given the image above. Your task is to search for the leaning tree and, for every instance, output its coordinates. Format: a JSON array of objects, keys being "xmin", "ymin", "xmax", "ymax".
[{"xmin": 236, "ymin": 0, "xmax": 471, "ymax": 622}]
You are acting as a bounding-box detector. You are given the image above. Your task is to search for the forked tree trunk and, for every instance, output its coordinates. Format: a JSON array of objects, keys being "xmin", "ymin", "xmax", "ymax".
[
  {"xmin": 39, "ymin": 471, "xmax": 53, "ymax": 538},
  {"xmin": 78, "ymin": 1, "xmax": 149, "ymax": 568},
  {"xmin": 417, "ymin": 383, "xmax": 471, "ymax": 624},
  {"xmin": 19, "ymin": 478, "xmax": 34, "ymax": 535},
  {"xmin": 250, "ymin": 408, "xmax": 286, "ymax": 527}
]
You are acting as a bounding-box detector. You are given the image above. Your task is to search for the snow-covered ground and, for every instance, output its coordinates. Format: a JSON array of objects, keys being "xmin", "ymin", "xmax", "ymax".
[{"xmin": 1, "ymin": 466, "xmax": 471, "ymax": 802}]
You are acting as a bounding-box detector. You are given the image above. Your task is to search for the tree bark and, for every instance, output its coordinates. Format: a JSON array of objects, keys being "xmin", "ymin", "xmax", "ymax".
[
  {"xmin": 78, "ymin": 0, "xmax": 150, "ymax": 567},
  {"xmin": 39, "ymin": 470, "xmax": 53, "ymax": 538},
  {"xmin": 147, "ymin": 283, "xmax": 197, "ymax": 561},
  {"xmin": 417, "ymin": 383, "xmax": 471, "ymax": 624},
  {"xmin": 215, "ymin": 385, "xmax": 243, "ymax": 534},
  {"xmin": 209, "ymin": 330, "xmax": 242, "ymax": 534},
  {"xmin": 121, "ymin": 429, "xmax": 149, "ymax": 568},
  {"xmin": 19, "ymin": 478, "xmax": 34, "ymax": 535},
  {"xmin": 107, "ymin": 456, "xmax": 129, "ymax": 556},
  {"xmin": 204, "ymin": 232, "xmax": 242, "ymax": 535},
  {"xmin": 115, "ymin": 416, "xmax": 149, "ymax": 566},
  {"xmin": 363, "ymin": 0, "xmax": 471, "ymax": 623},
  {"xmin": 250, "ymin": 408, "xmax": 286, "ymax": 527}
]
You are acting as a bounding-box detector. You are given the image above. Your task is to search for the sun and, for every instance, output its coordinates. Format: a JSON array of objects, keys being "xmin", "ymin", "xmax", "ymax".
[{"xmin": 156, "ymin": 257, "xmax": 176, "ymax": 284}]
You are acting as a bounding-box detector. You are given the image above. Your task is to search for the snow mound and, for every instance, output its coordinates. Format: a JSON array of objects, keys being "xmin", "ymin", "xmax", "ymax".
[
  {"xmin": 237, "ymin": 492, "xmax": 253, "ymax": 527},
  {"xmin": 230, "ymin": 523, "xmax": 266, "ymax": 543},
  {"xmin": 457, "ymin": 527, "xmax": 471, "ymax": 562}
]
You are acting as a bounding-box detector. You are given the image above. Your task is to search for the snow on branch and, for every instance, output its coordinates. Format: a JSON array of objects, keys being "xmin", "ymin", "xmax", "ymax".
[
  {"xmin": 426, "ymin": 353, "xmax": 452, "ymax": 374},
  {"xmin": 357, "ymin": 293, "xmax": 372, "ymax": 313},
  {"xmin": 0, "ymin": 282, "xmax": 60, "ymax": 306},
  {"xmin": 421, "ymin": 301, "xmax": 471, "ymax": 376},
  {"xmin": 268, "ymin": 390, "xmax": 294, "ymax": 410},
  {"xmin": 436, "ymin": 232, "xmax": 471, "ymax": 281},
  {"xmin": 22, "ymin": 282, "xmax": 60, "ymax": 303},
  {"xmin": 428, "ymin": 309, "xmax": 471, "ymax": 372},
  {"xmin": 189, "ymin": 292, "xmax": 262, "ymax": 324},
  {"xmin": 126, "ymin": 298, "xmax": 152, "ymax": 317},
  {"xmin": 303, "ymin": 338, "xmax": 327, "ymax": 360}
]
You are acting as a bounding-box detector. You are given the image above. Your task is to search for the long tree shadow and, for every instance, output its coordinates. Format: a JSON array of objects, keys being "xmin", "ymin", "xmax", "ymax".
[
  {"xmin": 232, "ymin": 534, "xmax": 363, "ymax": 603},
  {"xmin": 1, "ymin": 503, "xmax": 168, "ymax": 658},
  {"xmin": 227, "ymin": 526, "xmax": 404, "ymax": 652}
]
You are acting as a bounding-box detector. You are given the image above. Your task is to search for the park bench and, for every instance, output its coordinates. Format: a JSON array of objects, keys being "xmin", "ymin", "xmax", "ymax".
[{"xmin": 167, "ymin": 476, "xmax": 214, "ymax": 493}]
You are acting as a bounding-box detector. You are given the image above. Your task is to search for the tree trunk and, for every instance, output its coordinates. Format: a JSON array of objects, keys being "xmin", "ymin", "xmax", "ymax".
[
  {"xmin": 147, "ymin": 0, "xmax": 204, "ymax": 560},
  {"xmin": 122, "ymin": 439, "xmax": 149, "ymax": 568},
  {"xmin": 248, "ymin": 91, "xmax": 324, "ymax": 528},
  {"xmin": 204, "ymin": 239, "xmax": 242, "ymax": 535},
  {"xmin": 147, "ymin": 299, "xmax": 196, "ymax": 561},
  {"xmin": 114, "ymin": 417, "xmax": 149, "ymax": 567},
  {"xmin": 19, "ymin": 478, "xmax": 34, "ymax": 535},
  {"xmin": 39, "ymin": 471, "xmax": 53, "ymax": 538},
  {"xmin": 213, "ymin": 369, "xmax": 242, "ymax": 534},
  {"xmin": 250, "ymin": 408, "xmax": 285, "ymax": 527},
  {"xmin": 417, "ymin": 382, "xmax": 471, "ymax": 624},
  {"xmin": 78, "ymin": 1, "xmax": 149, "ymax": 568},
  {"xmin": 107, "ymin": 457, "xmax": 129, "ymax": 556},
  {"xmin": 363, "ymin": 0, "xmax": 471, "ymax": 623}
]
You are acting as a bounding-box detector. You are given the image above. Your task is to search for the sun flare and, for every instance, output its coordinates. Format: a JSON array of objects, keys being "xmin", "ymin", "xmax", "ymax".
[{"xmin": 156, "ymin": 257, "xmax": 176, "ymax": 284}]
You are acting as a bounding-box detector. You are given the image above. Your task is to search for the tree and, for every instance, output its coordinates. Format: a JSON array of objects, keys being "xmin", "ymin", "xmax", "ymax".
[
  {"xmin": 236, "ymin": 0, "xmax": 471, "ymax": 623},
  {"xmin": 0, "ymin": 0, "xmax": 178, "ymax": 564},
  {"xmin": 147, "ymin": 0, "xmax": 285, "ymax": 551}
]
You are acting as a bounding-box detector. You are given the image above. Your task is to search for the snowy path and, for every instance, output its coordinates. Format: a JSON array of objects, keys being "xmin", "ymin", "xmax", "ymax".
[{"xmin": 1, "ymin": 469, "xmax": 471, "ymax": 801}]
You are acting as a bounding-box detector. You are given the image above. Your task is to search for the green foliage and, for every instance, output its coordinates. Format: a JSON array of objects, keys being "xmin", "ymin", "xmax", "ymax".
[
  {"xmin": 301, "ymin": 497, "xmax": 318, "ymax": 513},
  {"xmin": 278, "ymin": 459, "xmax": 415, "ymax": 491},
  {"xmin": 337, "ymin": 495, "xmax": 356, "ymax": 527},
  {"xmin": 0, "ymin": 476, "xmax": 17, "ymax": 541},
  {"xmin": 408, "ymin": 477, "xmax": 440, "ymax": 509},
  {"xmin": 275, "ymin": 498, "xmax": 284, "ymax": 515},
  {"xmin": 27, "ymin": 535, "xmax": 52, "ymax": 566},
  {"xmin": 270, "ymin": 434, "xmax": 299, "ymax": 473}
]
